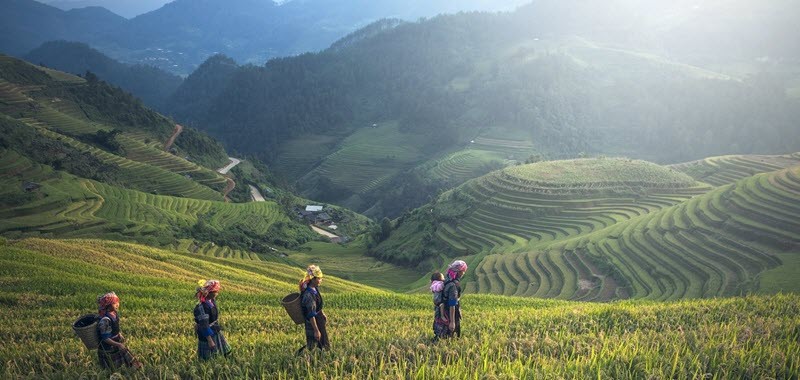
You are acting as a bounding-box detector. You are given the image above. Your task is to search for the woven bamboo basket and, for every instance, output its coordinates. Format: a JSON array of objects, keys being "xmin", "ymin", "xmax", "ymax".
[
  {"xmin": 73, "ymin": 314, "xmax": 100, "ymax": 350},
  {"xmin": 281, "ymin": 293, "xmax": 304, "ymax": 324}
]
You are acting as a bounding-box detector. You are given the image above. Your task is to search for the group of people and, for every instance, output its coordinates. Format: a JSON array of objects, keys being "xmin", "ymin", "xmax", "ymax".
[{"xmin": 91, "ymin": 260, "xmax": 468, "ymax": 371}]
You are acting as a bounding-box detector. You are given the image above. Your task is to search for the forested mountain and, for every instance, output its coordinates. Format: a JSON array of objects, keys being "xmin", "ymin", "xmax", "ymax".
[
  {"xmin": 1, "ymin": 0, "xmax": 527, "ymax": 75},
  {"xmin": 25, "ymin": 41, "xmax": 182, "ymax": 110},
  {"xmin": 169, "ymin": 0, "xmax": 800, "ymax": 218}
]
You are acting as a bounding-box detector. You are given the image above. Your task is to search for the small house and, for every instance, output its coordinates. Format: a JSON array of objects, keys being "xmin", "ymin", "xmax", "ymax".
[{"xmin": 305, "ymin": 205, "xmax": 324, "ymax": 212}]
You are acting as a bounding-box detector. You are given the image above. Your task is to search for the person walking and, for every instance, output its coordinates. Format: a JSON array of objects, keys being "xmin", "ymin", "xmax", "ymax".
[
  {"xmin": 96, "ymin": 292, "xmax": 142, "ymax": 370},
  {"xmin": 430, "ymin": 271, "xmax": 449, "ymax": 340},
  {"xmin": 194, "ymin": 280, "xmax": 231, "ymax": 360},
  {"xmin": 298, "ymin": 265, "xmax": 329, "ymax": 354},
  {"xmin": 443, "ymin": 260, "xmax": 468, "ymax": 338}
]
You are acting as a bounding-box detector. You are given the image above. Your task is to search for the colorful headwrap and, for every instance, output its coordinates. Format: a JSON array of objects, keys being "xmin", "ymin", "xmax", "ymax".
[
  {"xmin": 97, "ymin": 292, "xmax": 119, "ymax": 315},
  {"xmin": 196, "ymin": 280, "xmax": 221, "ymax": 302},
  {"xmin": 447, "ymin": 260, "xmax": 468, "ymax": 280},
  {"xmin": 299, "ymin": 265, "xmax": 323, "ymax": 292}
]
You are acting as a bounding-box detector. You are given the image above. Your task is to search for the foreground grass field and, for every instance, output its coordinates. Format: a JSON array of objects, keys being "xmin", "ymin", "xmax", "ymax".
[{"xmin": 1, "ymin": 238, "xmax": 798, "ymax": 379}]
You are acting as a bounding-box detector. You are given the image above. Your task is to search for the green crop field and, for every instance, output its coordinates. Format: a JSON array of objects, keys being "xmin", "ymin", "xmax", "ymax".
[
  {"xmin": 432, "ymin": 158, "xmax": 707, "ymax": 254},
  {"xmin": 0, "ymin": 238, "xmax": 798, "ymax": 379},
  {"xmin": 467, "ymin": 166, "xmax": 800, "ymax": 300},
  {"xmin": 0, "ymin": 148, "xmax": 314, "ymax": 257},
  {"xmin": 670, "ymin": 153, "xmax": 800, "ymax": 187},
  {"xmin": 297, "ymin": 122, "xmax": 429, "ymax": 197},
  {"xmin": 0, "ymin": 75, "xmax": 229, "ymax": 200}
]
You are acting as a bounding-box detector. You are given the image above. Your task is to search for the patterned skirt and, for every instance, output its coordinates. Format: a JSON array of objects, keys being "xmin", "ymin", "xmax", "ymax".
[{"xmin": 198, "ymin": 331, "xmax": 232, "ymax": 360}]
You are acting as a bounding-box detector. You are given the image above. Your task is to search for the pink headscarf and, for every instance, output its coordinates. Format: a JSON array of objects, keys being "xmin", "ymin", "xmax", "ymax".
[
  {"xmin": 446, "ymin": 260, "xmax": 468, "ymax": 280},
  {"xmin": 196, "ymin": 280, "xmax": 221, "ymax": 303},
  {"xmin": 97, "ymin": 292, "xmax": 119, "ymax": 315}
]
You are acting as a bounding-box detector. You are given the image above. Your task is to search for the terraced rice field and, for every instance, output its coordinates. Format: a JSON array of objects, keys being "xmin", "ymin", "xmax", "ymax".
[
  {"xmin": 670, "ymin": 153, "xmax": 800, "ymax": 187},
  {"xmin": 466, "ymin": 166, "xmax": 800, "ymax": 300},
  {"xmin": 468, "ymin": 136, "xmax": 536, "ymax": 161},
  {"xmin": 0, "ymin": 149, "xmax": 289, "ymax": 257},
  {"xmin": 271, "ymin": 134, "xmax": 339, "ymax": 181},
  {"xmin": 0, "ymin": 78, "xmax": 229, "ymax": 196},
  {"xmin": 424, "ymin": 149, "xmax": 508, "ymax": 184},
  {"xmin": 298, "ymin": 123, "xmax": 427, "ymax": 194},
  {"xmin": 433, "ymin": 158, "xmax": 707, "ymax": 254}
]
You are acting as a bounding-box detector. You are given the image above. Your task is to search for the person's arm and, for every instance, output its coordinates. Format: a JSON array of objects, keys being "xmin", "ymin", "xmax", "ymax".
[
  {"xmin": 194, "ymin": 305, "xmax": 216, "ymax": 349},
  {"xmin": 99, "ymin": 318, "xmax": 126, "ymax": 350}
]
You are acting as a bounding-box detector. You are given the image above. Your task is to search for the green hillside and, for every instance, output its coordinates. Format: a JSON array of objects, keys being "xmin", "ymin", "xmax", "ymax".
[
  {"xmin": 467, "ymin": 165, "xmax": 800, "ymax": 300},
  {"xmin": 375, "ymin": 158, "xmax": 708, "ymax": 264},
  {"xmin": 0, "ymin": 55, "xmax": 229, "ymax": 200},
  {"xmin": 1, "ymin": 238, "xmax": 798, "ymax": 379},
  {"xmin": 670, "ymin": 153, "xmax": 800, "ymax": 187},
  {"xmin": 0, "ymin": 148, "xmax": 316, "ymax": 255}
]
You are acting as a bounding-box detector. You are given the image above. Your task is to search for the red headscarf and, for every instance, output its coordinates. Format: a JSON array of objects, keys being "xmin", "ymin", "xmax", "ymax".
[
  {"xmin": 447, "ymin": 260, "xmax": 468, "ymax": 280},
  {"xmin": 196, "ymin": 280, "xmax": 221, "ymax": 303},
  {"xmin": 97, "ymin": 292, "xmax": 119, "ymax": 315}
]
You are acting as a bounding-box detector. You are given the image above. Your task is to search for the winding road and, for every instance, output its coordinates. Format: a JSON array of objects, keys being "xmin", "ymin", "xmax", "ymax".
[
  {"xmin": 217, "ymin": 157, "xmax": 241, "ymax": 174},
  {"xmin": 217, "ymin": 157, "xmax": 241, "ymax": 202}
]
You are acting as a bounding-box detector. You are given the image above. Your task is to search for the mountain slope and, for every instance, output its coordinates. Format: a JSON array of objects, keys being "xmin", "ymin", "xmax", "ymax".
[
  {"xmin": 0, "ymin": 55, "xmax": 326, "ymax": 256},
  {"xmin": 176, "ymin": 2, "xmax": 800, "ymax": 218}
]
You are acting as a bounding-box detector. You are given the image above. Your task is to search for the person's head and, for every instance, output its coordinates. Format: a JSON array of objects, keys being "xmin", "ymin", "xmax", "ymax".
[
  {"xmin": 196, "ymin": 280, "xmax": 221, "ymax": 302},
  {"xmin": 447, "ymin": 260, "xmax": 468, "ymax": 280},
  {"xmin": 300, "ymin": 265, "xmax": 324, "ymax": 291},
  {"xmin": 97, "ymin": 292, "xmax": 120, "ymax": 315},
  {"xmin": 431, "ymin": 271, "xmax": 444, "ymax": 282}
]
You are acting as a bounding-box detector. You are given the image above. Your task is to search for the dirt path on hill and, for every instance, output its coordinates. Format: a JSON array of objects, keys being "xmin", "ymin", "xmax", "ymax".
[
  {"xmin": 164, "ymin": 124, "xmax": 183, "ymax": 151},
  {"xmin": 249, "ymin": 185, "xmax": 266, "ymax": 202},
  {"xmin": 311, "ymin": 225, "xmax": 339, "ymax": 239},
  {"xmin": 222, "ymin": 178, "xmax": 235, "ymax": 202}
]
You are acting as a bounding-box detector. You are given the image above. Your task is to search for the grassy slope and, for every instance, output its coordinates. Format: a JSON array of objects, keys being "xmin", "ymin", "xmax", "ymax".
[
  {"xmin": 1, "ymin": 238, "xmax": 798, "ymax": 379},
  {"xmin": 0, "ymin": 56, "xmax": 229, "ymax": 200},
  {"xmin": 379, "ymin": 157, "xmax": 800, "ymax": 301},
  {"xmin": 0, "ymin": 148, "xmax": 317, "ymax": 257},
  {"xmin": 376, "ymin": 158, "xmax": 705, "ymax": 262}
]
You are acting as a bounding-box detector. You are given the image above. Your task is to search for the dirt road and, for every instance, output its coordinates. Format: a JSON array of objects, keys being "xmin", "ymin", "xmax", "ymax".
[
  {"xmin": 249, "ymin": 185, "xmax": 266, "ymax": 202},
  {"xmin": 164, "ymin": 124, "xmax": 183, "ymax": 151},
  {"xmin": 311, "ymin": 225, "xmax": 339, "ymax": 239}
]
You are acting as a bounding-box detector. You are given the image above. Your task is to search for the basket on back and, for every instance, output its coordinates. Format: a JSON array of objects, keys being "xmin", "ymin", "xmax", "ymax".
[
  {"xmin": 281, "ymin": 293, "xmax": 304, "ymax": 324},
  {"xmin": 73, "ymin": 314, "xmax": 100, "ymax": 350}
]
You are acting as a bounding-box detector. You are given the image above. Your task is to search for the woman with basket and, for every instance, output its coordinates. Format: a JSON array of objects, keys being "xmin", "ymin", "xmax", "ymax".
[
  {"xmin": 298, "ymin": 265, "xmax": 329, "ymax": 353},
  {"xmin": 96, "ymin": 292, "xmax": 142, "ymax": 370},
  {"xmin": 194, "ymin": 279, "xmax": 232, "ymax": 360}
]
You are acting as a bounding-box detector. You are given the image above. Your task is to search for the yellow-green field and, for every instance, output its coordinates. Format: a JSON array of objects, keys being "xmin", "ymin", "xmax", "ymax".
[{"xmin": 1, "ymin": 238, "xmax": 798, "ymax": 379}]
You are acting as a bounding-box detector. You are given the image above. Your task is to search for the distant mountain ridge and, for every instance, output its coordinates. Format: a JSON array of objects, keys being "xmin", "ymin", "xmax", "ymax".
[{"xmin": 1, "ymin": 0, "xmax": 529, "ymax": 75}]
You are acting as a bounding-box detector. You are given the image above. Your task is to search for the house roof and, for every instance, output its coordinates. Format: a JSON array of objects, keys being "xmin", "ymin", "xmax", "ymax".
[{"xmin": 305, "ymin": 205, "xmax": 323, "ymax": 212}]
